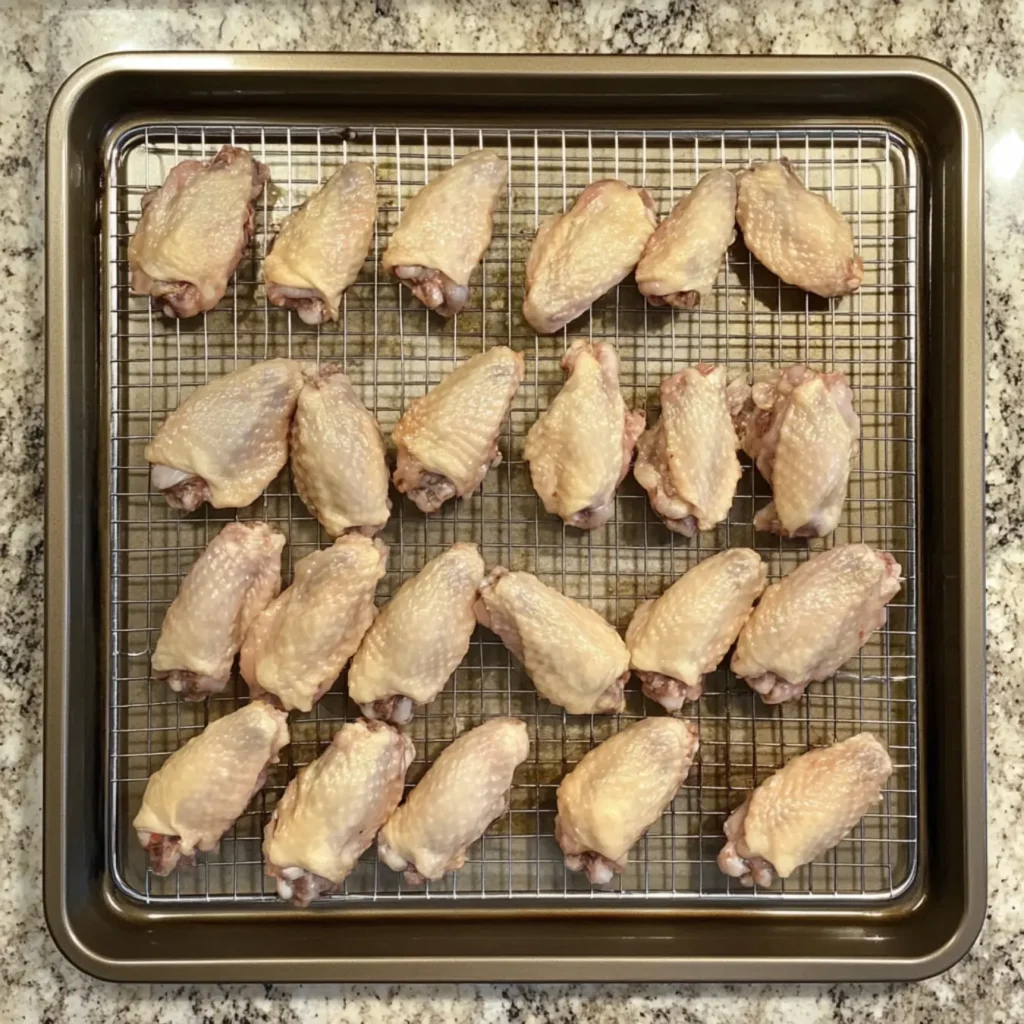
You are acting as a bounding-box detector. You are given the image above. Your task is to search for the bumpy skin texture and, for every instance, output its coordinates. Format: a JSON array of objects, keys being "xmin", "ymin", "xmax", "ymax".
[
  {"xmin": 627, "ymin": 548, "xmax": 767, "ymax": 711},
  {"xmin": 348, "ymin": 543, "xmax": 486, "ymax": 724},
  {"xmin": 523, "ymin": 179, "xmax": 657, "ymax": 334},
  {"xmin": 735, "ymin": 158, "xmax": 864, "ymax": 298},
  {"xmin": 264, "ymin": 162, "xmax": 377, "ymax": 324},
  {"xmin": 377, "ymin": 718, "xmax": 530, "ymax": 884},
  {"xmin": 475, "ymin": 567, "xmax": 630, "ymax": 715},
  {"xmin": 555, "ymin": 717, "xmax": 700, "ymax": 885},
  {"xmin": 636, "ymin": 168, "xmax": 737, "ymax": 308},
  {"xmin": 151, "ymin": 521, "xmax": 285, "ymax": 700},
  {"xmin": 239, "ymin": 535, "xmax": 387, "ymax": 712},
  {"xmin": 145, "ymin": 359, "xmax": 304, "ymax": 512},
  {"xmin": 391, "ymin": 346, "xmax": 525, "ymax": 513},
  {"xmin": 263, "ymin": 719, "xmax": 414, "ymax": 905},
  {"xmin": 525, "ymin": 340, "xmax": 645, "ymax": 529},
  {"xmin": 381, "ymin": 149, "xmax": 507, "ymax": 316},
  {"xmin": 634, "ymin": 364, "xmax": 742, "ymax": 537},
  {"xmin": 133, "ymin": 701, "xmax": 290, "ymax": 876},
  {"xmin": 738, "ymin": 364, "xmax": 861, "ymax": 538},
  {"xmin": 718, "ymin": 733, "xmax": 893, "ymax": 887},
  {"xmin": 129, "ymin": 145, "xmax": 269, "ymax": 318},
  {"xmin": 731, "ymin": 543, "xmax": 903, "ymax": 704},
  {"xmin": 290, "ymin": 364, "xmax": 391, "ymax": 537}
]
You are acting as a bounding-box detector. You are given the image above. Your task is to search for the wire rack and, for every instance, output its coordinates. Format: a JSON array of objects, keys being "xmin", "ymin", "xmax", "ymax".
[{"xmin": 104, "ymin": 121, "xmax": 919, "ymax": 906}]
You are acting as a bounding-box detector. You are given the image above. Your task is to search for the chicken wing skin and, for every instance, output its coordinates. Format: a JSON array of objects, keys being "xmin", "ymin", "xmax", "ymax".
[
  {"xmin": 264, "ymin": 162, "xmax": 377, "ymax": 325},
  {"xmin": 381, "ymin": 149, "xmax": 507, "ymax": 316},
  {"xmin": 735, "ymin": 158, "xmax": 863, "ymax": 298},
  {"xmin": 377, "ymin": 718, "xmax": 529, "ymax": 884},
  {"xmin": 348, "ymin": 543, "xmax": 486, "ymax": 724},
  {"xmin": 391, "ymin": 346, "xmax": 524, "ymax": 513},
  {"xmin": 738, "ymin": 364, "xmax": 860, "ymax": 538},
  {"xmin": 129, "ymin": 145, "xmax": 269, "ymax": 318},
  {"xmin": 152, "ymin": 521, "xmax": 285, "ymax": 700},
  {"xmin": 475, "ymin": 567, "xmax": 630, "ymax": 715},
  {"xmin": 239, "ymin": 535, "xmax": 387, "ymax": 712},
  {"xmin": 634, "ymin": 364, "xmax": 742, "ymax": 537},
  {"xmin": 133, "ymin": 701, "xmax": 290, "ymax": 876},
  {"xmin": 555, "ymin": 717, "xmax": 700, "ymax": 885},
  {"xmin": 718, "ymin": 732, "xmax": 893, "ymax": 887},
  {"xmin": 145, "ymin": 358, "xmax": 304, "ymax": 512},
  {"xmin": 263, "ymin": 719, "xmax": 414, "ymax": 905},
  {"xmin": 627, "ymin": 549, "xmax": 767, "ymax": 711},
  {"xmin": 290, "ymin": 364, "xmax": 391, "ymax": 537},
  {"xmin": 731, "ymin": 543, "xmax": 902, "ymax": 704},
  {"xmin": 635, "ymin": 168, "xmax": 736, "ymax": 308},
  {"xmin": 523, "ymin": 179, "xmax": 657, "ymax": 334},
  {"xmin": 525, "ymin": 340, "xmax": 645, "ymax": 529}
]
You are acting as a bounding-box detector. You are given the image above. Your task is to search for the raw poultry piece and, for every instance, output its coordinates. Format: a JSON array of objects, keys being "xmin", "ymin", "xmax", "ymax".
[
  {"xmin": 381, "ymin": 149, "xmax": 507, "ymax": 316},
  {"xmin": 524, "ymin": 340, "xmax": 645, "ymax": 529},
  {"xmin": 735, "ymin": 158, "xmax": 863, "ymax": 298},
  {"xmin": 290, "ymin": 364, "xmax": 391, "ymax": 536},
  {"xmin": 634, "ymin": 364, "xmax": 742, "ymax": 537},
  {"xmin": 239, "ymin": 535, "xmax": 387, "ymax": 712},
  {"xmin": 391, "ymin": 345, "xmax": 524, "ymax": 513},
  {"xmin": 263, "ymin": 719, "xmax": 414, "ymax": 905},
  {"xmin": 152, "ymin": 521, "xmax": 284, "ymax": 700},
  {"xmin": 475, "ymin": 568, "xmax": 630, "ymax": 715},
  {"xmin": 626, "ymin": 549, "xmax": 767, "ymax": 711},
  {"xmin": 523, "ymin": 179, "xmax": 657, "ymax": 334},
  {"xmin": 731, "ymin": 543, "xmax": 902, "ymax": 704},
  {"xmin": 377, "ymin": 718, "xmax": 529, "ymax": 884},
  {"xmin": 129, "ymin": 145, "xmax": 269, "ymax": 318},
  {"xmin": 738, "ymin": 364, "xmax": 860, "ymax": 538},
  {"xmin": 635, "ymin": 168, "xmax": 737, "ymax": 308},
  {"xmin": 718, "ymin": 732, "xmax": 893, "ymax": 887},
  {"xmin": 264, "ymin": 162, "xmax": 377, "ymax": 324},
  {"xmin": 133, "ymin": 701, "xmax": 290, "ymax": 876},
  {"xmin": 146, "ymin": 358, "xmax": 304, "ymax": 512},
  {"xmin": 555, "ymin": 717, "xmax": 700, "ymax": 885},
  {"xmin": 348, "ymin": 544, "xmax": 485, "ymax": 724}
]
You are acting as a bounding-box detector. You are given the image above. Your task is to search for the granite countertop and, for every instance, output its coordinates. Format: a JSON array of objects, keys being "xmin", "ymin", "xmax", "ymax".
[{"xmin": 4, "ymin": 0, "xmax": 1022, "ymax": 1019}]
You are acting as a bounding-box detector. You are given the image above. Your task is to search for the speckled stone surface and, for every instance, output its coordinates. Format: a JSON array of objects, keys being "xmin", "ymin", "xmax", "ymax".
[{"xmin": 3, "ymin": 0, "xmax": 1021, "ymax": 1018}]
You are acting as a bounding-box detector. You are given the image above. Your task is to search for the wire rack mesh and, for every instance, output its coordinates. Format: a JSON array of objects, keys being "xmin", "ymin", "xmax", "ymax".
[{"xmin": 105, "ymin": 121, "xmax": 918, "ymax": 906}]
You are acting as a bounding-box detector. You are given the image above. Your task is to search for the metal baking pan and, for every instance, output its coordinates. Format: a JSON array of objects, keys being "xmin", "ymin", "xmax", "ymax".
[{"xmin": 45, "ymin": 53, "xmax": 984, "ymax": 982}]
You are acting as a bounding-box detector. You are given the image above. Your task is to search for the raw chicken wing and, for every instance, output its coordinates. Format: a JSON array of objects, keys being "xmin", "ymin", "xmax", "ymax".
[
  {"xmin": 475, "ymin": 568, "xmax": 630, "ymax": 715},
  {"xmin": 129, "ymin": 145, "xmax": 269, "ymax": 318},
  {"xmin": 634, "ymin": 364, "xmax": 742, "ymax": 536},
  {"xmin": 731, "ymin": 543, "xmax": 902, "ymax": 704},
  {"xmin": 290, "ymin": 364, "xmax": 391, "ymax": 536},
  {"xmin": 635, "ymin": 168, "xmax": 736, "ymax": 307},
  {"xmin": 627, "ymin": 549, "xmax": 767, "ymax": 711},
  {"xmin": 555, "ymin": 717, "xmax": 699, "ymax": 884},
  {"xmin": 718, "ymin": 732, "xmax": 893, "ymax": 887},
  {"xmin": 735, "ymin": 159, "xmax": 863, "ymax": 298},
  {"xmin": 263, "ymin": 719, "xmax": 414, "ymax": 905},
  {"xmin": 133, "ymin": 701, "xmax": 290, "ymax": 875},
  {"xmin": 264, "ymin": 162, "xmax": 377, "ymax": 324},
  {"xmin": 739, "ymin": 364, "xmax": 860, "ymax": 537},
  {"xmin": 525, "ymin": 340, "xmax": 645, "ymax": 529},
  {"xmin": 381, "ymin": 149, "xmax": 507, "ymax": 316},
  {"xmin": 377, "ymin": 718, "xmax": 529, "ymax": 884},
  {"xmin": 145, "ymin": 358, "xmax": 304, "ymax": 512},
  {"xmin": 348, "ymin": 543, "xmax": 485, "ymax": 723},
  {"xmin": 392, "ymin": 346, "xmax": 524, "ymax": 513},
  {"xmin": 239, "ymin": 535, "xmax": 387, "ymax": 712},
  {"xmin": 152, "ymin": 521, "xmax": 284, "ymax": 700},
  {"xmin": 523, "ymin": 179, "xmax": 656, "ymax": 334}
]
